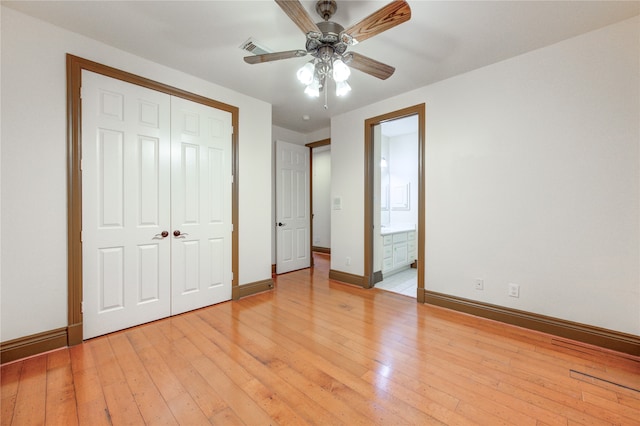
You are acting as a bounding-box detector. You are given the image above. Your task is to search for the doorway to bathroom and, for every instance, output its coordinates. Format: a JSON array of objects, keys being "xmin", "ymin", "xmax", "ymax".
[{"xmin": 364, "ymin": 104, "xmax": 425, "ymax": 301}]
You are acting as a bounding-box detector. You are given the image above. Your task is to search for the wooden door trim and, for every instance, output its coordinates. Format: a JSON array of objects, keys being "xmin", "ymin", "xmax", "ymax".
[
  {"xmin": 363, "ymin": 104, "xmax": 425, "ymax": 300},
  {"xmin": 66, "ymin": 54, "xmax": 240, "ymax": 344},
  {"xmin": 306, "ymin": 138, "xmax": 330, "ymax": 149}
]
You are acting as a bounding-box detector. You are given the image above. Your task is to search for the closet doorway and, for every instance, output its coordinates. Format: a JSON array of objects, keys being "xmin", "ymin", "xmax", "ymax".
[
  {"xmin": 66, "ymin": 55, "xmax": 239, "ymax": 343},
  {"xmin": 81, "ymin": 71, "xmax": 233, "ymax": 339}
]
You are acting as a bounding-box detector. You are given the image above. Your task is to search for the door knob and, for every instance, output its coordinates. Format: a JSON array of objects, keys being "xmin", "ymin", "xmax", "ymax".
[
  {"xmin": 173, "ymin": 230, "xmax": 181, "ymax": 237},
  {"xmin": 277, "ymin": 222, "xmax": 286, "ymax": 227},
  {"xmin": 154, "ymin": 231, "xmax": 169, "ymax": 239}
]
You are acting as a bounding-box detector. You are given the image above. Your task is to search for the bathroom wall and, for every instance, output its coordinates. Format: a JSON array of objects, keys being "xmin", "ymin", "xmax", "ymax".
[{"xmin": 382, "ymin": 131, "xmax": 419, "ymax": 229}]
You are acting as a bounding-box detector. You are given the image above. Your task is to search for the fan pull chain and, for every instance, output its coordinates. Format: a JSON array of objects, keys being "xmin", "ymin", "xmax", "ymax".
[{"xmin": 324, "ymin": 85, "xmax": 329, "ymax": 110}]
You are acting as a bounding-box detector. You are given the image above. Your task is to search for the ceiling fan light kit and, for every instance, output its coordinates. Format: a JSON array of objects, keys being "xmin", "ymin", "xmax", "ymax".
[{"xmin": 244, "ymin": 0, "xmax": 411, "ymax": 108}]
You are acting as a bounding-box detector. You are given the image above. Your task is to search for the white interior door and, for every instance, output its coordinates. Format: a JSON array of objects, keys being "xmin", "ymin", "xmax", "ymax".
[
  {"xmin": 82, "ymin": 71, "xmax": 172, "ymax": 339},
  {"xmin": 276, "ymin": 140, "xmax": 310, "ymax": 274},
  {"xmin": 170, "ymin": 96, "xmax": 233, "ymax": 314}
]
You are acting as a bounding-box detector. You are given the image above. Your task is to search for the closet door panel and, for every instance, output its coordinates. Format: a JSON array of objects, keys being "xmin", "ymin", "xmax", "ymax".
[
  {"xmin": 170, "ymin": 96, "xmax": 233, "ymax": 315},
  {"xmin": 82, "ymin": 70, "xmax": 171, "ymax": 339}
]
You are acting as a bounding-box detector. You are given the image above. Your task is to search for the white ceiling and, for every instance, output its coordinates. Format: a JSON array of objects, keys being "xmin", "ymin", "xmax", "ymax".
[{"xmin": 4, "ymin": 1, "xmax": 639, "ymax": 134}]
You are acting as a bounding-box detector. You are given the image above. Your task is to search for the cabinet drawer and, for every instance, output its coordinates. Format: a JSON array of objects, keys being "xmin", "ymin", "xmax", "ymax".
[
  {"xmin": 392, "ymin": 232, "xmax": 407, "ymax": 243},
  {"xmin": 408, "ymin": 241, "xmax": 416, "ymax": 257},
  {"xmin": 383, "ymin": 235, "xmax": 393, "ymax": 246},
  {"xmin": 382, "ymin": 257, "xmax": 393, "ymax": 271},
  {"xmin": 383, "ymin": 245, "xmax": 392, "ymax": 259}
]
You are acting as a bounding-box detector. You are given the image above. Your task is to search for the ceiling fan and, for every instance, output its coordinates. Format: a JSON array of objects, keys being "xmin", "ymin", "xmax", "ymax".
[{"xmin": 244, "ymin": 0, "xmax": 411, "ymax": 102}]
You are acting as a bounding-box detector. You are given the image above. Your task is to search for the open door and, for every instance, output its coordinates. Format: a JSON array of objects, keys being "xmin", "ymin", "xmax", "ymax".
[{"xmin": 275, "ymin": 140, "xmax": 311, "ymax": 274}]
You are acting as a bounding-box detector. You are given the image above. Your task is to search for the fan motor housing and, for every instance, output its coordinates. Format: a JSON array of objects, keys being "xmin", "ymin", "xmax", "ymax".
[{"xmin": 306, "ymin": 20, "xmax": 347, "ymax": 56}]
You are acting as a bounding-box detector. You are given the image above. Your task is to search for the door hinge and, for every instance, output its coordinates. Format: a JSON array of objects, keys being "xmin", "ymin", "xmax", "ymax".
[
  {"xmin": 231, "ymin": 224, "xmax": 234, "ymax": 232},
  {"xmin": 81, "ymin": 301, "xmax": 84, "ymax": 313},
  {"xmin": 231, "ymin": 175, "xmax": 234, "ymax": 184},
  {"xmin": 80, "ymin": 230, "xmax": 83, "ymax": 242}
]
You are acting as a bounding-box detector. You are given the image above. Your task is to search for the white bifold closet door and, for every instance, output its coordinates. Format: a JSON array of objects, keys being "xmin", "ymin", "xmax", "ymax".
[{"xmin": 82, "ymin": 71, "xmax": 232, "ymax": 339}]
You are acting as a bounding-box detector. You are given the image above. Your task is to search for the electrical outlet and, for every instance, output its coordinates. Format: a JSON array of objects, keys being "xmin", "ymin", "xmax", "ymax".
[
  {"xmin": 346, "ymin": 256, "xmax": 351, "ymax": 266},
  {"xmin": 475, "ymin": 279, "xmax": 484, "ymax": 290},
  {"xmin": 508, "ymin": 283, "xmax": 520, "ymax": 298}
]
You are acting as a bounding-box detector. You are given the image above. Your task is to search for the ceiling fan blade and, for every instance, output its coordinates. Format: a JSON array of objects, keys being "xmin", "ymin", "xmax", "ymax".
[
  {"xmin": 340, "ymin": 0, "xmax": 411, "ymax": 45},
  {"xmin": 344, "ymin": 52, "xmax": 395, "ymax": 80},
  {"xmin": 275, "ymin": 0, "xmax": 322, "ymax": 37},
  {"xmin": 244, "ymin": 50, "xmax": 308, "ymax": 64}
]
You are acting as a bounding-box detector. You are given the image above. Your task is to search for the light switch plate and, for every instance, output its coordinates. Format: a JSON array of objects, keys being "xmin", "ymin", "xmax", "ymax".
[{"xmin": 332, "ymin": 196, "xmax": 342, "ymax": 210}]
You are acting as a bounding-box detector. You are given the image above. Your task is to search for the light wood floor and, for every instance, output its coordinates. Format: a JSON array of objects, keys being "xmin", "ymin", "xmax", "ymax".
[{"xmin": 2, "ymin": 253, "xmax": 639, "ymax": 425}]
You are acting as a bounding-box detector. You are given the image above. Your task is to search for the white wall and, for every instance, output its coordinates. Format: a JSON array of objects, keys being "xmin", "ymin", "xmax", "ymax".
[
  {"xmin": 272, "ymin": 126, "xmax": 307, "ymax": 146},
  {"xmin": 306, "ymin": 128, "xmax": 331, "ymax": 144},
  {"xmin": 331, "ymin": 17, "xmax": 640, "ymax": 335},
  {"xmin": 0, "ymin": 7, "xmax": 273, "ymax": 342},
  {"xmin": 312, "ymin": 146, "xmax": 331, "ymax": 249}
]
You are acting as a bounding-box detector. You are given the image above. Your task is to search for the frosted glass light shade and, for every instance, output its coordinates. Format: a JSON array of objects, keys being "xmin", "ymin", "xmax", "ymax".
[
  {"xmin": 297, "ymin": 62, "xmax": 315, "ymax": 85},
  {"xmin": 335, "ymin": 81, "xmax": 351, "ymax": 97},
  {"xmin": 304, "ymin": 79, "xmax": 320, "ymax": 97},
  {"xmin": 332, "ymin": 59, "xmax": 350, "ymax": 82}
]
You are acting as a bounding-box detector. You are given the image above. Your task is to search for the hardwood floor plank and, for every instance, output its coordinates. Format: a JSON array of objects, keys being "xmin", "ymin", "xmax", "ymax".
[
  {"xmin": 2, "ymin": 253, "xmax": 638, "ymax": 425},
  {"xmin": 581, "ymin": 390, "xmax": 640, "ymax": 424},
  {"xmin": 100, "ymin": 381, "xmax": 145, "ymax": 425},
  {"xmin": 190, "ymin": 355, "xmax": 275, "ymax": 425},
  {"xmin": 618, "ymin": 392, "xmax": 640, "ymax": 411},
  {"xmin": 193, "ymin": 305, "xmax": 375, "ymax": 424},
  {"xmin": 76, "ymin": 399, "xmax": 112, "ymax": 426},
  {"xmin": 107, "ymin": 332, "xmax": 178, "ymax": 425},
  {"xmin": 496, "ymin": 381, "xmax": 620, "ymax": 425},
  {"xmin": 211, "ymin": 297, "xmax": 437, "ymax": 424},
  {"xmin": 193, "ymin": 309, "xmax": 345, "ymax": 425},
  {"xmin": 181, "ymin": 313, "xmax": 318, "ymax": 425},
  {"xmin": 168, "ymin": 315, "xmax": 278, "ymax": 424},
  {"xmin": 69, "ymin": 343, "xmax": 97, "ymax": 374},
  {"xmin": 141, "ymin": 327, "xmax": 230, "ymax": 420},
  {"xmin": 12, "ymin": 355, "xmax": 47, "ymax": 425},
  {"xmin": 89, "ymin": 337, "xmax": 145, "ymax": 425},
  {"xmin": 361, "ymin": 369, "xmax": 470, "ymax": 425},
  {"xmin": 0, "ymin": 361, "xmax": 22, "ymax": 424},
  {"xmin": 46, "ymin": 349, "xmax": 70, "ymax": 370},
  {"xmin": 209, "ymin": 406, "xmax": 246, "ymax": 425},
  {"xmin": 165, "ymin": 391, "xmax": 211, "ymax": 425},
  {"xmin": 44, "ymin": 362, "xmax": 78, "ymax": 425},
  {"xmin": 69, "ymin": 343, "xmax": 110, "ymax": 425}
]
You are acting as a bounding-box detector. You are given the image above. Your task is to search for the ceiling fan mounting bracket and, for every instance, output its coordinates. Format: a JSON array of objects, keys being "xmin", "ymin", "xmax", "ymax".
[{"xmin": 315, "ymin": 0, "xmax": 337, "ymax": 21}]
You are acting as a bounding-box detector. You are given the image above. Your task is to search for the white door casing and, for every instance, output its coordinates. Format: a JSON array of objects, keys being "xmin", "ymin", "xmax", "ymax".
[
  {"xmin": 82, "ymin": 71, "xmax": 172, "ymax": 339},
  {"xmin": 82, "ymin": 71, "xmax": 233, "ymax": 338},
  {"xmin": 170, "ymin": 96, "xmax": 233, "ymax": 314},
  {"xmin": 275, "ymin": 140, "xmax": 310, "ymax": 274}
]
